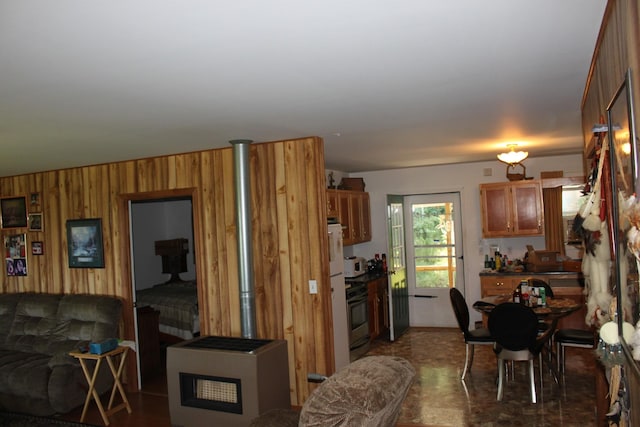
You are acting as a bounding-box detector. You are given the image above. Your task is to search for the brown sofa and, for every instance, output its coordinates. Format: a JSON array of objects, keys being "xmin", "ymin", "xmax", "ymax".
[
  {"xmin": 250, "ymin": 355, "xmax": 416, "ymax": 427},
  {"xmin": 0, "ymin": 292, "xmax": 122, "ymax": 416}
]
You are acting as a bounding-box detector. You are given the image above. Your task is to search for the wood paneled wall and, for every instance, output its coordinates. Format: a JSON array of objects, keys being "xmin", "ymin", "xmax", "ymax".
[
  {"xmin": 581, "ymin": 0, "xmax": 640, "ymax": 140},
  {"xmin": 0, "ymin": 136, "xmax": 332, "ymax": 405}
]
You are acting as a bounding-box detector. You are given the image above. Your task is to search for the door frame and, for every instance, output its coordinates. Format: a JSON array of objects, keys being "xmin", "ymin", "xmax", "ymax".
[
  {"xmin": 404, "ymin": 191, "xmax": 465, "ymax": 327},
  {"xmin": 118, "ymin": 188, "xmax": 202, "ymax": 391}
]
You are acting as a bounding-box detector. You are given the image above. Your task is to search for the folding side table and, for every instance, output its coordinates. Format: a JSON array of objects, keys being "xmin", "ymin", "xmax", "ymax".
[{"xmin": 69, "ymin": 345, "xmax": 132, "ymax": 425}]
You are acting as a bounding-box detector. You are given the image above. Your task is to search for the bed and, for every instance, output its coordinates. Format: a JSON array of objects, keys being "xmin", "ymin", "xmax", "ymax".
[{"xmin": 136, "ymin": 279, "xmax": 199, "ymax": 341}]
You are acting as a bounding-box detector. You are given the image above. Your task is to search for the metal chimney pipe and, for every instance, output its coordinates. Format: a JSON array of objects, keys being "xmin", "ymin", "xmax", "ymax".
[{"xmin": 230, "ymin": 139, "xmax": 256, "ymax": 339}]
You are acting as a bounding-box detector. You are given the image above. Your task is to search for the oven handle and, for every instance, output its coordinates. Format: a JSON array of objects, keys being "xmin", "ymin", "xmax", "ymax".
[
  {"xmin": 347, "ymin": 294, "xmax": 368, "ymax": 305},
  {"xmin": 350, "ymin": 336, "xmax": 371, "ymax": 351}
]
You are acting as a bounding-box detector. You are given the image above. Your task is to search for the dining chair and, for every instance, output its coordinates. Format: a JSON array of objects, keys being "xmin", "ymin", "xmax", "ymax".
[
  {"xmin": 488, "ymin": 302, "xmax": 552, "ymax": 403},
  {"xmin": 449, "ymin": 288, "xmax": 494, "ymax": 380},
  {"xmin": 554, "ymin": 328, "xmax": 596, "ymax": 374},
  {"xmin": 517, "ymin": 278, "xmax": 555, "ymax": 353}
]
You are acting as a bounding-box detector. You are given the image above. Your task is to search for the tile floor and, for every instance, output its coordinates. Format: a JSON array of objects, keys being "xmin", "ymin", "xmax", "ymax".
[
  {"xmin": 369, "ymin": 327, "xmax": 601, "ymax": 426},
  {"xmin": 64, "ymin": 327, "xmax": 603, "ymax": 426}
]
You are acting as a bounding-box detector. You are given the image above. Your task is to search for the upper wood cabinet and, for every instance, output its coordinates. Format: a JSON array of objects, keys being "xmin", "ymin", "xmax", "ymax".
[
  {"xmin": 480, "ymin": 181, "xmax": 544, "ymax": 238},
  {"xmin": 327, "ymin": 189, "xmax": 371, "ymax": 245},
  {"xmin": 327, "ymin": 190, "xmax": 339, "ymax": 219}
]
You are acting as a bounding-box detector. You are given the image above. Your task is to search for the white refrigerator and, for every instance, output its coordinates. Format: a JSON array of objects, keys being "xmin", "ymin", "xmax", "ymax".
[{"xmin": 328, "ymin": 223, "xmax": 350, "ymax": 371}]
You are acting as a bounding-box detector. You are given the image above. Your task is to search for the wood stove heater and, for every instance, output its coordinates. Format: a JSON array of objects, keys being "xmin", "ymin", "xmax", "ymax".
[{"xmin": 167, "ymin": 335, "xmax": 290, "ymax": 427}]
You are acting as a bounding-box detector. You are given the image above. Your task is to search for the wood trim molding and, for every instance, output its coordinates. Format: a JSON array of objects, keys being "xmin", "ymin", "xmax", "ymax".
[{"xmin": 541, "ymin": 176, "xmax": 585, "ymax": 189}]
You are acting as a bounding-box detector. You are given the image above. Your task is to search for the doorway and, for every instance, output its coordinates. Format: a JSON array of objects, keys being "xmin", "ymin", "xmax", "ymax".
[
  {"xmin": 127, "ymin": 192, "xmax": 198, "ymax": 391},
  {"xmin": 405, "ymin": 192, "xmax": 464, "ymax": 327}
]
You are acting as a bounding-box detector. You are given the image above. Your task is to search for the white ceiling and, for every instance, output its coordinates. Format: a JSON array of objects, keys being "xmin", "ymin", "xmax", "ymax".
[{"xmin": 0, "ymin": 1, "xmax": 607, "ymax": 178}]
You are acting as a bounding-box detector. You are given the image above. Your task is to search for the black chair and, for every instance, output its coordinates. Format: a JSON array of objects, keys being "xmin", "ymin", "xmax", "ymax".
[
  {"xmin": 449, "ymin": 288, "xmax": 494, "ymax": 380},
  {"xmin": 517, "ymin": 278, "xmax": 555, "ymax": 346},
  {"xmin": 554, "ymin": 328, "xmax": 596, "ymax": 373},
  {"xmin": 488, "ymin": 303, "xmax": 551, "ymax": 403}
]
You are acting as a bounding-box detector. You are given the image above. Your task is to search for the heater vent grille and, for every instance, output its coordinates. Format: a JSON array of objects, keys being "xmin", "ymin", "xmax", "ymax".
[
  {"xmin": 197, "ymin": 378, "xmax": 238, "ymax": 403},
  {"xmin": 180, "ymin": 373, "xmax": 242, "ymax": 414}
]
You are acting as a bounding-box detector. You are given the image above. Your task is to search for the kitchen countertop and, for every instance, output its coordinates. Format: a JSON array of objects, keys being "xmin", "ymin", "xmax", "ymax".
[
  {"xmin": 344, "ymin": 271, "xmax": 387, "ymax": 285},
  {"xmin": 479, "ymin": 270, "xmax": 582, "ymax": 276}
]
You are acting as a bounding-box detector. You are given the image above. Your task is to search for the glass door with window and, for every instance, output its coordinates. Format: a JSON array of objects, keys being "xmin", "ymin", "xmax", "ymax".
[
  {"xmin": 387, "ymin": 195, "xmax": 409, "ymax": 341},
  {"xmin": 405, "ymin": 192, "xmax": 464, "ymax": 327}
]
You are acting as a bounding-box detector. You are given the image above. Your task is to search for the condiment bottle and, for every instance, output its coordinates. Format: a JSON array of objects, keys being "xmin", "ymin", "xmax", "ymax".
[
  {"xmin": 513, "ymin": 288, "xmax": 521, "ymax": 304},
  {"xmin": 539, "ymin": 287, "xmax": 546, "ymax": 307},
  {"xmin": 521, "ymin": 292, "xmax": 529, "ymax": 307}
]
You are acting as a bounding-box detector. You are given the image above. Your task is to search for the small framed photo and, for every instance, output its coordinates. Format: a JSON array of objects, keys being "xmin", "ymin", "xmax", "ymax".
[
  {"xmin": 31, "ymin": 241, "xmax": 44, "ymax": 255},
  {"xmin": 1, "ymin": 197, "xmax": 27, "ymax": 229},
  {"xmin": 5, "ymin": 234, "xmax": 27, "ymax": 276},
  {"xmin": 28, "ymin": 213, "xmax": 43, "ymax": 232},
  {"xmin": 30, "ymin": 192, "xmax": 41, "ymax": 212},
  {"xmin": 67, "ymin": 218, "xmax": 104, "ymax": 268}
]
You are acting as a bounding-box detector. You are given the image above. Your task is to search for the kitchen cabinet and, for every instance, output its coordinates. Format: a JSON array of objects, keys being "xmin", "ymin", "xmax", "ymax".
[
  {"xmin": 480, "ymin": 181, "xmax": 544, "ymax": 238},
  {"xmin": 327, "ymin": 189, "xmax": 339, "ymax": 219},
  {"xmin": 360, "ymin": 193, "xmax": 371, "ymax": 242},
  {"xmin": 328, "ymin": 189, "xmax": 371, "ymax": 245},
  {"xmin": 480, "ymin": 275, "xmax": 521, "ymax": 296},
  {"xmin": 368, "ymin": 276, "xmax": 389, "ymax": 340}
]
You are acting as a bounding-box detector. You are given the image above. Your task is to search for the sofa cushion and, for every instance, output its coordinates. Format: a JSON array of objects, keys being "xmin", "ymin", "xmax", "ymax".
[
  {"xmin": 299, "ymin": 355, "xmax": 415, "ymax": 426},
  {"xmin": 51, "ymin": 294, "xmax": 122, "ymax": 342},
  {"xmin": 0, "ymin": 349, "xmax": 51, "ymax": 403},
  {"xmin": 43, "ymin": 294, "xmax": 122, "ymax": 358},
  {"xmin": 5, "ymin": 294, "xmax": 61, "ymax": 354}
]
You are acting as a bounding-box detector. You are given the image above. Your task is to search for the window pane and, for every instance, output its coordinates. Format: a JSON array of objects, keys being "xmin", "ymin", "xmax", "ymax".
[
  {"xmin": 415, "ymin": 246, "xmax": 452, "ymax": 258},
  {"xmin": 411, "ymin": 202, "xmax": 456, "ymax": 289},
  {"xmin": 416, "ymin": 270, "xmax": 456, "ymax": 288}
]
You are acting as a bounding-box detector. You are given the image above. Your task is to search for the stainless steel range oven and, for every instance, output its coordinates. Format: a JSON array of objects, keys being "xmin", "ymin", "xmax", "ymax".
[{"xmin": 346, "ymin": 283, "xmax": 370, "ymax": 361}]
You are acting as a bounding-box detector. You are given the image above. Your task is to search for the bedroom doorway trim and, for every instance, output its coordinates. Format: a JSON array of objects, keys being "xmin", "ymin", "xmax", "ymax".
[{"xmin": 120, "ymin": 187, "xmax": 201, "ymax": 391}]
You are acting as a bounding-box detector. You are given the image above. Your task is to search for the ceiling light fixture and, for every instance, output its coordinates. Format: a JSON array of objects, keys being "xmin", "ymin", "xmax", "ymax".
[
  {"xmin": 497, "ymin": 144, "xmax": 531, "ymax": 181},
  {"xmin": 497, "ymin": 144, "xmax": 528, "ymax": 165}
]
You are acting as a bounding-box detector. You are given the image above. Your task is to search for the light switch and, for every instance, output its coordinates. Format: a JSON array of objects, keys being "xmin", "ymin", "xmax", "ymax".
[{"xmin": 309, "ymin": 280, "xmax": 318, "ymax": 294}]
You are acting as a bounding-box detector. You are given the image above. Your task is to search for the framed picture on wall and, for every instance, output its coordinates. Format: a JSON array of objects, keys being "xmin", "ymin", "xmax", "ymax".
[
  {"xmin": 31, "ymin": 241, "xmax": 43, "ymax": 255},
  {"xmin": 5, "ymin": 234, "xmax": 27, "ymax": 276},
  {"xmin": 30, "ymin": 192, "xmax": 41, "ymax": 212},
  {"xmin": 28, "ymin": 213, "xmax": 43, "ymax": 232},
  {"xmin": 66, "ymin": 218, "xmax": 104, "ymax": 268},
  {"xmin": 1, "ymin": 197, "xmax": 27, "ymax": 229}
]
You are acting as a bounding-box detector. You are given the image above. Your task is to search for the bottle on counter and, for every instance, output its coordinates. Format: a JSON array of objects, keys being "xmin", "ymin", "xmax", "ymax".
[
  {"xmin": 513, "ymin": 287, "xmax": 521, "ymax": 304},
  {"xmin": 521, "ymin": 292, "xmax": 530, "ymax": 307},
  {"xmin": 494, "ymin": 253, "xmax": 501, "ymax": 271},
  {"xmin": 484, "ymin": 254, "xmax": 490, "ymax": 269},
  {"xmin": 381, "ymin": 254, "xmax": 387, "ymax": 273},
  {"xmin": 539, "ymin": 287, "xmax": 546, "ymax": 307}
]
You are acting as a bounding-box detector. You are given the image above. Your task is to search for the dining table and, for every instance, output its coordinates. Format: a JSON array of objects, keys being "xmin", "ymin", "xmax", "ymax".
[
  {"xmin": 472, "ymin": 294, "xmax": 583, "ymax": 320},
  {"xmin": 472, "ymin": 294, "xmax": 583, "ymax": 384}
]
